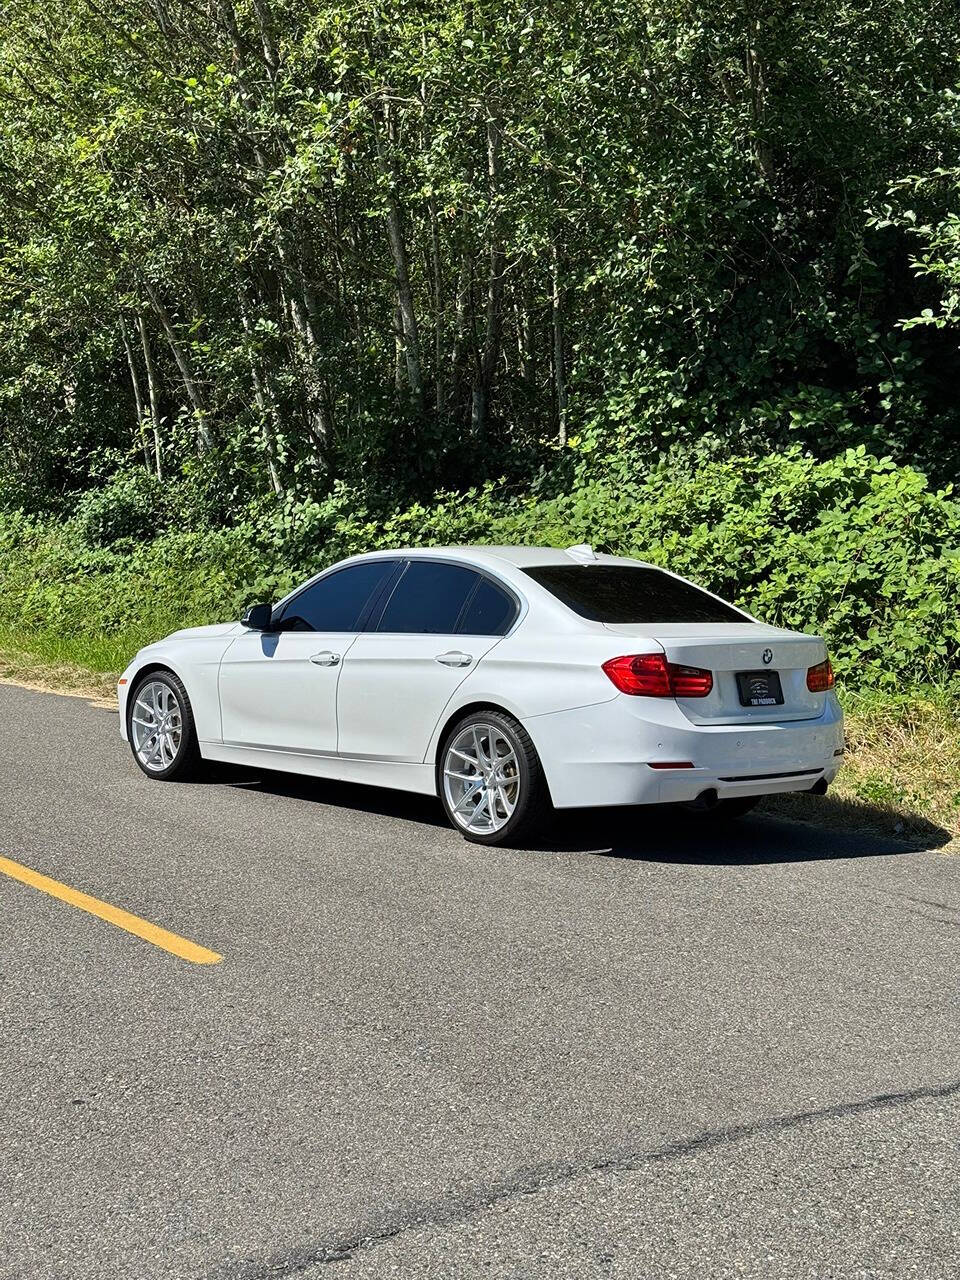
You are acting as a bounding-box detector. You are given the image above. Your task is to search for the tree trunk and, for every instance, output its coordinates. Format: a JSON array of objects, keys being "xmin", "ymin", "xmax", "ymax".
[
  {"xmin": 144, "ymin": 283, "xmax": 213, "ymax": 452},
  {"xmin": 136, "ymin": 312, "xmax": 163, "ymax": 477},
  {"xmin": 240, "ymin": 302, "xmax": 283, "ymax": 495},
  {"xmin": 250, "ymin": 0, "xmax": 279, "ymax": 80},
  {"xmin": 275, "ymin": 232, "xmax": 335, "ymax": 453},
  {"xmin": 393, "ymin": 303, "xmax": 405, "ymax": 392},
  {"xmin": 419, "ymin": 45, "xmax": 444, "ymax": 412},
  {"xmin": 745, "ymin": 18, "xmax": 773, "ymax": 179},
  {"xmin": 428, "ymin": 196, "xmax": 444, "ymax": 410},
  {"xmin": 550, "ymin": 240, "xmax": 568, "ymax": 446},
  {"xmin": 448, "ymin": 251, "xmax": 472, "ymax": 413},
  {"xmin": 472, "ymin": 116, "xmax": 504, "ymax": 436},
  {"xmin": 375, "ymin": 98, "xmax": 425, "ymax": 411},
  {"xmin": 119, "ymin": 316, "xmax": 151, "ymax": 470},
  {"xmin": 519, "ymin": 287, "xmax": 535, "ymax": 387}
]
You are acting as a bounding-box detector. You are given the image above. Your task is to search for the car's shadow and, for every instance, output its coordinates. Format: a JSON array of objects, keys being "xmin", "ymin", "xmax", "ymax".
[
  {"xmin": 197, "ymin": 763, "xmax": 950, "ymax": 865},
  {"xmin": 529, "ymin": 808, "xmax": 934, "ymax": 865}
]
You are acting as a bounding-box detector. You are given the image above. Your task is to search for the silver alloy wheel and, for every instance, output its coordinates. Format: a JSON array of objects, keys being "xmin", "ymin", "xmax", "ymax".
[
  {"xmin": 131, "ymin": 680, "xmax": 183, "ymax": 772},
  {"xmin": 442, "ymin": 722, "xmax": 521, "ymax": 834}
]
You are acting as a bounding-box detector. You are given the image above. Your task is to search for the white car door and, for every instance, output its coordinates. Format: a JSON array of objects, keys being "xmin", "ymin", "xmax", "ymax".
[
  {"xmin": 218, "ymin": 560, "xmax": 400, "ymax": 754},
  {"xmin": 336, "ymin": 560, "xmax": 519, "ymax": 763}
]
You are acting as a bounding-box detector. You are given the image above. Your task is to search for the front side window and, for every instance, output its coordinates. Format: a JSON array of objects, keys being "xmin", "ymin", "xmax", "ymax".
[
  {"xmin": 376, "ymin": 561, "xmax": 480, "ymax": 634},
  {"xmin": 277, "ymin": 561, "xmax": 398, "ymax": 632},
  {"xmin": 523, "ymin": 565, "xmax": 748, "ymax": 625}
]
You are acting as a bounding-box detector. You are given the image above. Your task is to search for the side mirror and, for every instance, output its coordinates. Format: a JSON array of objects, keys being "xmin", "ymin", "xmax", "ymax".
[{"xmin": 241, "ymin": 602, "xmax": 274, "ymax": 631}]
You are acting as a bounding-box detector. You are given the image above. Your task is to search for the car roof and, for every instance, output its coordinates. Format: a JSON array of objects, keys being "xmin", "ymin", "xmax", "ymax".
[
  {"xmin": 351, "ymin": 545, "xmax": 652, "ymax": 570},
  {"xmin": 275, "ymin": 543, "xmax": 739, "ymax": 631}
]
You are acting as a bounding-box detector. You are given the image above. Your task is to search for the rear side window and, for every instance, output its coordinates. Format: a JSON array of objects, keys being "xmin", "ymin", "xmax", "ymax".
[
  {"xmin": 377, "ymin": 561, "xmax": 480, "ymax": 634},
  {"xmin": 459, "ymin": 577, "xmax": 517, "ymax": 636},
  {"xmin": 277, "ymin": 561, "xmax": 398, "ymax": 632},
  {"xmin": 523, "ymin": 565, "xmax": 748, "ymax": 625}
]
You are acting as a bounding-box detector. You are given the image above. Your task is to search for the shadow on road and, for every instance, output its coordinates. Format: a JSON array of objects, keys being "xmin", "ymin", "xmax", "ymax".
[
  {"xmin": 196, "ymin": 761, "xmax": 950, "ymax": 865},
  {"xmin": 205, "ymin": 761, "xmax": 449, "ymax": 829},
  {"xmin": 528, "ymin": 807, "xmax": 935, "ymax": 865}
]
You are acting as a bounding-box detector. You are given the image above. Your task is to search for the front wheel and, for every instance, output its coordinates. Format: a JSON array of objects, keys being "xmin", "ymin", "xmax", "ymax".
[
  {"xmin": 127, "ymin": 671, "xmax": 202, "ymax": 781},
  {"xmin": 438, "ymin": 711, "xmax": 552, "ymax": 846}
]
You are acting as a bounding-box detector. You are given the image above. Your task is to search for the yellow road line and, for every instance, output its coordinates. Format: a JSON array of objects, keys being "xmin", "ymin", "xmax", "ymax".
[{"xmin": 0, "ymin": 855, "xmax": 222, "ymax": 965}]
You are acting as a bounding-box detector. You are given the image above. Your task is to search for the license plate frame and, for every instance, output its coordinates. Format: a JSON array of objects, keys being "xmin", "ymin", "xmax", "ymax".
[{"xmin": 736, "ymin": 669, "xmax": 784, "ymax": 707}]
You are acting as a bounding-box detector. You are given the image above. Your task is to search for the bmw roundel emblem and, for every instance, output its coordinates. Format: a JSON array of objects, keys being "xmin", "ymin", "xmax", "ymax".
[{"xmin": 762, "ymin": 648, "xmax": 773, "ymax": 665}]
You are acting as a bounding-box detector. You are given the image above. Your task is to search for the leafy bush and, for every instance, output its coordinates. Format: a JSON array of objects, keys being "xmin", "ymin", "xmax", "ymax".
[
  {"xmin": 0, "ymin": 449, "xmax": 957, "ymax": 690},
  {"xmin": 72, "ymin": 469, "xmax": 170, "ymax": 547}
]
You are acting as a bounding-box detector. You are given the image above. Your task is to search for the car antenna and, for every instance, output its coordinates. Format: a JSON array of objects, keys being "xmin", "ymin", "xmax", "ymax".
[{"xmin": 565, "ymin": 543, "xmax": 598, "ymax": 563}]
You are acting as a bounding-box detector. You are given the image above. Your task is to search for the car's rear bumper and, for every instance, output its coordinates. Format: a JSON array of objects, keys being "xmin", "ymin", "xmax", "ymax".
[{"xmin": 521, "ymin": 692, "xmax": 844, "ymax": 809}]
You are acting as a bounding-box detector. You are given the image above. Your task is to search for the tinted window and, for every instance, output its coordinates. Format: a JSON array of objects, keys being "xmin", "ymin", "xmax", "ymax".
[
  {"xmin": 523, "ymin": 565, "xmax": 748, "ymax": 625},
  {"xmin": 377, "ymin": 561, "xmax": 479, "ymax": 634},
  {"xmin": 459, "ymin": 577, "xmax": 516, "ymax": 635},
  {"xmin": 278, "ymin": 561, "xmax": 397, "ymax": 632}
]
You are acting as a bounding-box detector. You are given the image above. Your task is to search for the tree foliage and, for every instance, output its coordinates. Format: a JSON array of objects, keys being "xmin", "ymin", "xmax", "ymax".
[{"xmin": 2, "ymin": 0, "xmax": 960, "ymax": 511}]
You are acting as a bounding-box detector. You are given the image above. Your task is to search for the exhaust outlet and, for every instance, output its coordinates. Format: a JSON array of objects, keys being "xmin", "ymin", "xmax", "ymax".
[
  {"xmin": 809, "ymin": 777, "xmax": 828, "ymax": 796},
  {"xmin": 690, "ymin": 787, "xmax": 720, "ymax": 810}
]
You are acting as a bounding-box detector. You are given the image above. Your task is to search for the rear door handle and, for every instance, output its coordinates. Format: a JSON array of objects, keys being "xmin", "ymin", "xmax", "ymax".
[
  {"xmin": 310, "ymin": 651, "xmax": 341, "ymax": 666},
  {"xmin": 435, "ymin": 651, "xmax": 473, "ymax": 667}
]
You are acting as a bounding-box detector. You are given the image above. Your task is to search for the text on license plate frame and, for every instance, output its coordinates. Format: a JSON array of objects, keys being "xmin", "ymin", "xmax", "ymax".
[{"xmin": 736, "ymin": 669, "xmax": 784, "ymax": 707}]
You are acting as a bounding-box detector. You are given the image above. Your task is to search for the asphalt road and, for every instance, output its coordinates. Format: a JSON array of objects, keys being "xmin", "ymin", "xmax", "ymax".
[{"xmin": 0, "ymin": 682, "xmax": 958, "ymax": 1280}]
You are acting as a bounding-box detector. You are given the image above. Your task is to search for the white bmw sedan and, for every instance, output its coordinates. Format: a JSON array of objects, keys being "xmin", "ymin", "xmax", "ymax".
[{"xmin": 118, "ymin": 545, "xmax": 844, "ymax": 845}]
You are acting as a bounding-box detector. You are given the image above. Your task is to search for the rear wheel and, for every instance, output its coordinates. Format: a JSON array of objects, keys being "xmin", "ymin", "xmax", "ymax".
[
  {"xmin": 438, "ymin": 710, "xmax": 552, "ymax": 846},
  {"xmin": 127, "ymin": 671, "xmax": 202, "ymax": 781}
]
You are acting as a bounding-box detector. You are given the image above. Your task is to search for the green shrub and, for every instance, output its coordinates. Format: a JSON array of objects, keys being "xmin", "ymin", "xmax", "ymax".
[
  {"xmin": 0, "ymin": 448, "xmax": 957, "ymax": 689},
  {"xmin": 72, "ymin": 469, "xmax": 170, "ymax": 547}
]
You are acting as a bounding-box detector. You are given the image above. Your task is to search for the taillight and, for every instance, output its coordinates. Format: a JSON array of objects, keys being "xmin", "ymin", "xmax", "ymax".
[
  {"xmin": 806, "ymin": 658, "xmax": 835, "ymax": 692},
  {"xmin": 670, "ymin": 664, "xmax": 714, "ymax": 698},
  {"xmin": 602, "ymin": 653, "xmax": 671, "ymax": 696},
  {"xmin": 602, "ymin": 653, "xmax": 713, "ymax": 698}
]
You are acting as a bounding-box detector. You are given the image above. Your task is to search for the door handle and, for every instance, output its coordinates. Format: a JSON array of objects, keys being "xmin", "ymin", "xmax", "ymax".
[
  {"xmin": 310, "ymin": 651, "xmax": 341, "ymax": 666},
  {"xmin": 435, "ymin": 651, "xmax": 473, "ymax": 667}
]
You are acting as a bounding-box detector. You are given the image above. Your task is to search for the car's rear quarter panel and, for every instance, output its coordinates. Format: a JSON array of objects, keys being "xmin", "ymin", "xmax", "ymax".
[{"xmin": 435, "ymin": 625, "xmax": 843, "ymax": 809}]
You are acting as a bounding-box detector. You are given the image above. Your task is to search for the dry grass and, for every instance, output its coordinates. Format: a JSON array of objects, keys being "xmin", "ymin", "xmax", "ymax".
[
  {"xmin": 841, "ymin": 696, "xmax": 960, "ymax": 843},
  {"xmin": 766, "ymin": 693, "xmax": 960, "ymax": 850},
  {"xmin": 0, "ymin": 644, "xmax": 956, "ymax": 848},
  {"xmin": 0, "ymin": 644, "xmax": 118, "ymax": 707}
]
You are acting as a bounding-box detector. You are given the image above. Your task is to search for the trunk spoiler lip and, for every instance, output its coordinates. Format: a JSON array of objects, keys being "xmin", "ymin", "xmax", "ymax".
[{"xmin": 599, "ymin": 621, "xmax": 822, "ymax": 644}]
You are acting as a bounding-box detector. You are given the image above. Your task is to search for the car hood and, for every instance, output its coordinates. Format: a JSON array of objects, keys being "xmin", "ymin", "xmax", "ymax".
[{"xmin": 159, "ymin": 622, "xmax": 243, "ymax": 643}]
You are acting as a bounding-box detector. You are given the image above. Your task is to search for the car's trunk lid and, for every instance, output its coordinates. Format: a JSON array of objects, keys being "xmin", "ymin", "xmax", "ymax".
[{"xmin": 602, "ymin": 622, "xmax": 828, "ymax": 724}]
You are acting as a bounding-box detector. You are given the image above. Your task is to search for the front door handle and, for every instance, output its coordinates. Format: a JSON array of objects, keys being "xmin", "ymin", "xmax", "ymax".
[
  {"xmin": 435, "ymin": 651, "xmax": 473, "ymax": 667},
  {"xmin": 310, "ymin": 651, "xmax": 341, "ymax": 666}
]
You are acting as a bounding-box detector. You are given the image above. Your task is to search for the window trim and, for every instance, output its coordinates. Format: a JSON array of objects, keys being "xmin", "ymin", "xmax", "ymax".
[
  {"xmin": 366, "ymin": 556, "xmax": 522, "ymax": 637},
  {"xmin": 455, "ymin": 571, "xmax": 521, "ymax": 637},
  {"xmin": 271, "ymin": 558, "xmax": 404, "ymax": 634}
]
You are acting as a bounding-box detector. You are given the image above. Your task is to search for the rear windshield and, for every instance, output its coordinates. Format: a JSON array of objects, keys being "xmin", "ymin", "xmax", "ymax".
[{"xmin": 523, "ymin": 565, "xmax": 749, "ymax": 625}]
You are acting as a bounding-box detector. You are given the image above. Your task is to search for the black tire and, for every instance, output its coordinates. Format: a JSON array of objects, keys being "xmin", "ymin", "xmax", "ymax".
[
  {"xmin": 437, "ymin": 709, "xmax": 553, "ymax": 846},
  {"xmin": 681, "ymin": 795, "xmax": 761, "ymax": 821},
  {"xmin": 127, "ymin": 669, "xmax": 203, "ymax": 781}
]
